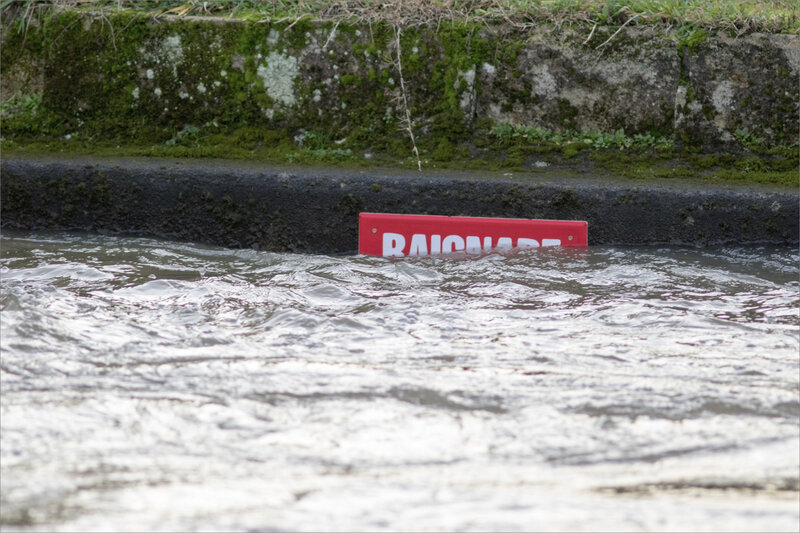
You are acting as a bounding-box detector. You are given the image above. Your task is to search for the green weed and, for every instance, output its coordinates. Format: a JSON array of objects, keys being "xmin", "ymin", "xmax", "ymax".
[
  {"xmin": 0, "ymin": 92, "xmax": 41, "ymax": 117},
  {"xmin": 164, "ymin": 124, "xmax": 200, "ymax": 146},
  {"xmin": 489, "ymin": 124, "xmax": 674, "ymax": 153}
]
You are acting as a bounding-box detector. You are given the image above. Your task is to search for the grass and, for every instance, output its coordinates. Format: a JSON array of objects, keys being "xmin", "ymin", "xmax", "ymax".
[
  {"xmin": 489, "ymin": 124, "xmax": 675, "ymax": 153},
  {"xmin": 3, "ymin": 128, "xmax": 797, "ymax": 187},
  {"xmin": 1, "ymin": 0, "xmax": 798, "ymax": 33}
]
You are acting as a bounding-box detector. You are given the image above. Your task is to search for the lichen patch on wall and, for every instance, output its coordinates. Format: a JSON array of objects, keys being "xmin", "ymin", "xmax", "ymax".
[
  {"xmin": 162, "ymin": 35, "xmax": 185, "ymax": 76},
  {"xmin": 457, "ymin": 67, "xmax": 476, "ymax": 113},
  {"xmin": 257, "ymin": 51, "xmax": 300, "ymax": 107},
  {"xmin": 712, "ymin": 80, "xmax": 736, "ymax": 114},
  {"xmin": 530, "ymin": 65, "xmax": 557, "ymax": 98}
]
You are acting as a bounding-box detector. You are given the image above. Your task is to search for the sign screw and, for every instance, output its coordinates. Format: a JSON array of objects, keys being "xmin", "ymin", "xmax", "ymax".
[
  {"xmin": 568, "ymin": 235, "xmax": 573, "ymax": 240},
  {"xmin": 372, "ymin": 228, "xmax": 377, "ymax": 234}
]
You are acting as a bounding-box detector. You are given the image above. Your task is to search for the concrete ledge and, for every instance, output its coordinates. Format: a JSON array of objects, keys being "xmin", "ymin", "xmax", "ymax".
[{"xmin": 1, "ymin": 155, "xmax": 797, "ymax": 253}]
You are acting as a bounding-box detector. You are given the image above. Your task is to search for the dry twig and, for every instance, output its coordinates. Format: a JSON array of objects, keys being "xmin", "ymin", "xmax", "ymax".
[
  {"xmin": 595, "ymin": 14, "xmax": 640, "ymax": 49},
  {"xmin": 393, "ymin": 25, "xmax": 421, "ymax": 172}
]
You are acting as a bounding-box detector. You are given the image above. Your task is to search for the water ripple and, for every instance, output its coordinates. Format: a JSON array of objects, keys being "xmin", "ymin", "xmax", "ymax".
[{"xmin": 1, "ymin": 231, "xmax": 798, "ymax": 531}]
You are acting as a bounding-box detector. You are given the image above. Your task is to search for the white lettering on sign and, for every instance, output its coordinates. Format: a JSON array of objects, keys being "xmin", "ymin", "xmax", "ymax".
[
  {"xmin": 382, "ymin": 233, "xmax": 406, "ymax": 257},
  {"xmin": 465, "ymin": 236, "xmax": 490, "ymax": 254},
  {"xmin": 496, "ymin": 237, "xmax": 512, "ymax": 250},
  {"xmin": 381, "ymin": 234, "xmax": 563, "ymax": 257},
  {"xmin": 408, "ymin": 234, "xmax": 428, "ymax": 257},
  {"xmin": 518, "ymin": 238, "xmax": 539, "ymax": 249},
  {"xmin": 442, "ymin": 235, "xmax": 465, "ymax": 253},
  {"xmin": 431, "ymin": 235, "xmax": 442, "ymax": 255}
]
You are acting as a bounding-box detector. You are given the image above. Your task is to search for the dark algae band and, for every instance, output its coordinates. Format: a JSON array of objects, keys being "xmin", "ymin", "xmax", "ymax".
[{"xmin": 2, "ymin": 155, "xmax": 797, "ymax": 253}]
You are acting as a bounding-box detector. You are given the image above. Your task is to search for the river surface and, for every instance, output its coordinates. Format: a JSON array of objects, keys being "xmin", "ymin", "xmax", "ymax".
[{"xmin": 1, "ymin": 231, "xmax": 798, "ymax": 532}]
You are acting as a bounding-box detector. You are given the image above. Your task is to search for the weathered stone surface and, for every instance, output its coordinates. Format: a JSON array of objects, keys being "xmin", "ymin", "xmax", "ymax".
[
  {"xmin": 677, "ymin": 33, "xmax": 800, "ymax": 151},
  {"xmin": 1, "ymin": 13, "xmax": 797, "ymax": 153},
  {"xmin": 479, "ymin": 27, "xmax": 679, "ymax": 135},
  {"xmin": 0, "ymin": 19, "xmax": 44, "ymax": 102}
]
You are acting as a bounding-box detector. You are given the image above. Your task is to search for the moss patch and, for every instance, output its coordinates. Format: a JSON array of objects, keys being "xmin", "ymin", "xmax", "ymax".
[{"xmin": 1, "ymin": 11, "xmax": 797, "ymax": 188}]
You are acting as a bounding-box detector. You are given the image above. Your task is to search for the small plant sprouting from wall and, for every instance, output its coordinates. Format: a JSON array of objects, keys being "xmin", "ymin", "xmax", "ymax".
[
  {"xmin": 0, "ymin": 93, "xmax": 43, "ymax": 135},
  {"xmin": 0, "ymin": 92, "xmax": 41, "ymax": 118},
  {"xmin": 489, "ymin": 124, "xmax": 675, "ymax": 152}
]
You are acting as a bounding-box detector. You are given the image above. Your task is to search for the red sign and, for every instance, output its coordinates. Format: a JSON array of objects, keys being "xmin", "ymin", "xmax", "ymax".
[{"xmin": 359, "ymin": 213, "xmax": 588, "ymax": 257}]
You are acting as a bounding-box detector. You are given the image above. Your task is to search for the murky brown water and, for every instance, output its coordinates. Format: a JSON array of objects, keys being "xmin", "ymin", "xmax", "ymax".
[{"xmin": 1, "ymin": 231, "xmax": 798, "ymax": 531}]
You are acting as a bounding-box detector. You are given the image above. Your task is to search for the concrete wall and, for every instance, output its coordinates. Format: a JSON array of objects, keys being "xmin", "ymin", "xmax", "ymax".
[
  {"xmin": 2, "ymin": 12, "xmax": 798, "ymax": 155},
  {"xmin": 2, "ymin": 155, "xmax": 797, "ymax": 251}
]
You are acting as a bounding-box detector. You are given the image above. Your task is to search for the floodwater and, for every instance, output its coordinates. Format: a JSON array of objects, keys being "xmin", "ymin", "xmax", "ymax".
[{"xmin": 1, "ymin": 231, "xmax": 798, "ymax": 532}]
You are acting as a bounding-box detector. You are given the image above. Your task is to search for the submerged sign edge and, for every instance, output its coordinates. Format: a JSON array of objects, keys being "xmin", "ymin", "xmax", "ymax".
[{"xmin": 358, "ymin": 213, "xmax": 588, "ymax": 257}]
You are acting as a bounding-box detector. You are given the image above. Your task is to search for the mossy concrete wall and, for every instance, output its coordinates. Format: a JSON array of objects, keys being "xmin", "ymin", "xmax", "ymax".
[{"xmin": 2, "ymin": 11, "xmax": 798, "ymax": 159}]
